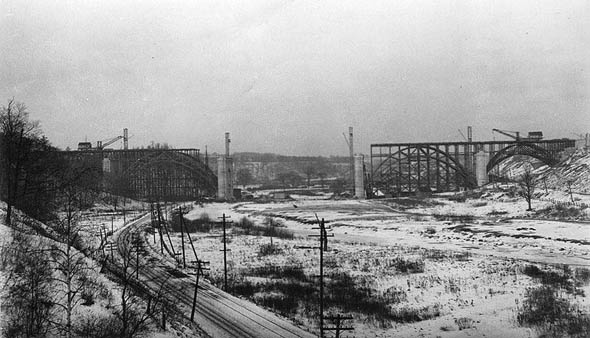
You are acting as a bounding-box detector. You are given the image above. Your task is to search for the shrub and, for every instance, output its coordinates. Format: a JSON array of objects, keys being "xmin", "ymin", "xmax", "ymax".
[
  {"xmin": 249, "ymin": 265, "xmax": 306, "ymax": 280},
  {"xmin": 169, "ymin": 213, "xmax": 212, "ymax": 233},
  {"xmin": 455, "ymin": 317, "xmax": 474, "ymax": 330},
  {"xmin": 234, "ymin": 217, "xmax": 294, "ymax": 239},
  {"xmin": 447, "ymin": 194, "xmax": 467, "ymax": 203},
  {"xmin": 424, "ymin": 227, "xmax": 436, "ymax": 235},
  {"xmin": 389, "ymin": 257, "xmax": 425, "ymax": 273},
  {"xmin": 73, "ymin": 313, "xmax": 122, "ymax": 338},
  {"xmin": 517, "ymin": 285, "xmax": 590, "ymax": 337},
  {"xmin": 256, "ymin": 293, "xmax": 299, "ymax": 317},
  {"xmin": 258, "ymin": 243, "xmax": 284, "ymax": 256},
  {"xmin": 535, "ymin": 204, "xmax": 585, "ymax": 219},
  {"xmin": 521, "ymin": 264, "xmax": 577, "ymax": 293},
  {"xmin": 383, "ymin": 286, "xmax": 407, "ymax": 303},
  {"xmin": 81, "ymin": 290, "xmax": 95, "ymax": 306},
  {"xmin": 433, "ymin": 213, "xmax": 474, "ymax": 223},
  {"xmin": 390, "ymin": 304, "xmax": 441, "ymax": 323}
]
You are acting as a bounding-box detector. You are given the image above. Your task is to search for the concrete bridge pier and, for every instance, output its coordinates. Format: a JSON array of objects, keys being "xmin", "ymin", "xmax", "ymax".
[
  {"xmin": 475, "ymin": 150, "xmax": 490, "ymax": 186},
  {"xmin": 217, "ymin": 132, "xmax": 234, "ymax": 201},
  {"xmin": 217, "ymin": 156, "xmax": 227, "ymax": 199},
  {"xmin": 354, "ymin": 154, "xmax": 366, "ymax": 199}
]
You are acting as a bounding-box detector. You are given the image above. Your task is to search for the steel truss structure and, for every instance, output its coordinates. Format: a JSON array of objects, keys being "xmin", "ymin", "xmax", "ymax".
[
  {"xmin": 60, "ymin": 148, "xmax": 217, "ymax": 201},
  {"xmin": 370, "ymin": 139, "xmax": 575, "ymax": 196}
]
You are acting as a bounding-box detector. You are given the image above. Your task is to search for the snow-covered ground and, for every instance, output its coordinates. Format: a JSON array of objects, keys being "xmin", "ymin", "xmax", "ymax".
[
  {"xmin": 0, "ymin": 202, "xmax": 183, "ymax": 338},
  {"xmin": 174, "ymin": 192, "xmax": 590, "ymax": 337},
  {"xmin": 0, "ymin": 204, "xmax": 11, "ymax": 337}
]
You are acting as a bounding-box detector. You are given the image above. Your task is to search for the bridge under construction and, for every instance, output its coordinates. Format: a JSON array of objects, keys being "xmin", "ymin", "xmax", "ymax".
[
  {"xmin": 60, "ymin": 148, "xmax": 217, "ymax": 201},
  {"xmin": 369, "ymin": 138, "xmax": 575, "ymax": 196}
]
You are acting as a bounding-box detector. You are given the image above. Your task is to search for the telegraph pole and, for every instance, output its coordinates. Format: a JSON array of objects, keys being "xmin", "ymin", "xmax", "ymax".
[
  {"xmin": 323, "ymin": 314, "xmax": 354, "ymax": 338},
  {"xmin": 219, "ymin": 213, "xmax": 232, "ymax": 291},
  {"xmin": 131, "ymin": 233, "xmax": 144, "ymax": 279},
  {"xmin": 223, "ymin": 215, "xmax": 228, "ymax": 291},
  {"xmin": 155, "ymin": 203, "xmax": 164, "ymax": 254},
  {"xmin": 179, "ymin": 206, "xmax": 186, "ymax": 268},
  {"xmin": 297, "ymin": 216, "xmax": 333, "ymax": 338},
  {"xmin": 190, "ymin": 259, "xmax": 210, "ymax": 322}
]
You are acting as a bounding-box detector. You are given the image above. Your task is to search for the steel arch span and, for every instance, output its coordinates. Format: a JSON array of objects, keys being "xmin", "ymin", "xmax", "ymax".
[
  {"xmin": 122, "ymin": 149, "xmax": 217, "ymax": 201},
  {"xmin": 486, "ymin": 143, "xmax": 559, "ymax": 172},
  {"xmin": 60, "ymin": 148, "xmax": 217, "ymax": 201},
  {"xmin": 371, "ymin": 145, "xmax": 476, "ymax": 196},
  {"xmin": 370, "ymin": 138, "xmax": 575, "ymax": 196}
]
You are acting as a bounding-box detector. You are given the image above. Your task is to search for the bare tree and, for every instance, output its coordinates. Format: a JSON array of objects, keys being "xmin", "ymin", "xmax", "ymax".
[
  {"xmin": 115, "ymin": 237, "xmax": 167, "ymax": 337},
  {"xmin": 0, "ymin": 99, "xmax": 42, "ymax": 225},
  {"xmin": 566, "ymin": 179, "xmax": 575, "ymax": 203},
  {"xmin": 518, "ymin": 167, "xmax": 537, "ymax": 211},
  {"xmin": 1, "ymin": 231, "xmax": 54, "ymax": 337},
  {"xmin": 49, "ymin": 163, "xmax": 101, "ymax": 338}
]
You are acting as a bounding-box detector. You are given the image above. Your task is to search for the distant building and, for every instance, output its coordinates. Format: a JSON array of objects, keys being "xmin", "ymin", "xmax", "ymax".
[
  {"xmin": 78, "ymin": 142, "xmax": 92, "ymax": 150},
  {"xmin": 527, "ymin": 131, "xmax": 543, "ymax": 140}
]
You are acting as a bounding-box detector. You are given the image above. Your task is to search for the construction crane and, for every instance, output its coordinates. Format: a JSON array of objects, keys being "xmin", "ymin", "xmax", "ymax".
[
  {"xmin": 96, "ymin": 128, "xmax": 129, "ymax": 150},
  {"xmin": 492, "ymin": 129, "xmax": 543, "ymax": 142},
  {"xmin": 492, "ymin": 129, "xmax": 521, "ymax": 141}
]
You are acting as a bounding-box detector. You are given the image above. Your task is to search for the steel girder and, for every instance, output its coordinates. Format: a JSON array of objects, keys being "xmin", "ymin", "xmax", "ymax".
[
  {"xmin": 59, "ymin": 148, "xmax": 217, "ymax": 201},
  {"xmin": 122, "ymin": 150, "xmax": 217, "ymax": 201},
  {"xmin": 371, "ymin": 145, "xmax": 475, "ymax": 196},
  {"xmin": 370, "ymin": 138, "xmax": 575, "ymax": 195},
  {"xmin": 486, "ymin": 143, "xmax": 558, "ymax": 172}
]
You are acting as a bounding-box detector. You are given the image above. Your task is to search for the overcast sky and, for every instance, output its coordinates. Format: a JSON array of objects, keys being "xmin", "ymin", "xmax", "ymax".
[{"xmin": 1, "ymin": 0, "xmax": 588, "ymax": 155}]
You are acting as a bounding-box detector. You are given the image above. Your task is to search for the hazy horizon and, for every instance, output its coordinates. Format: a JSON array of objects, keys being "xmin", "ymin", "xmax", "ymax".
[{"xmin": 2, "ymin": 0, "xmax": 588, "ymax": 156}]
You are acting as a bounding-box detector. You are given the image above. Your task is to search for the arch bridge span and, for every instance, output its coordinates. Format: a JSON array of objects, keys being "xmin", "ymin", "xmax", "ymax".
[
  {"xmin": 60, "ymin": 148, "xmax": 217, "ymax": 201},
  {"xmin": 370, "ymin": 139, "xmax": 574, "ymax": 196}
]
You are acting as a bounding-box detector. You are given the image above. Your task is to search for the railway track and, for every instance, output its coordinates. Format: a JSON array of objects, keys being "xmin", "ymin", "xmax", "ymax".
[{"xmin": 115, "ymin": 214, "xmax": 315, "ymax": 338}]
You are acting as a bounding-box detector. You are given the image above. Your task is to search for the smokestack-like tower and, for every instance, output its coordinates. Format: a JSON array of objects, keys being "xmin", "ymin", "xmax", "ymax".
[
  {"xmin": 218, "ymin": 132, "xmax": 234, "ymax": 201},
  {"xmin": 225, "ymin": 132, "xmax": 230, "ymax": 157},
  {"xmin": 349, "ymin": 127, "xmax": 354, "ymax": 193},
  {"xmin": 123, "ymin": 128, "xmax": 129, "ymax": 150}
]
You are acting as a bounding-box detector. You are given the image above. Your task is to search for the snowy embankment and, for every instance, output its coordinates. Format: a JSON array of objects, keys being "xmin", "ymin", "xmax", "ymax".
[
  {"xmin": 0, "ymin": 203, "xmax": 11, "ymax": 337},
  {"xmin": 0, "ymin": 202, "xmax": 182, "ymax": 338}
]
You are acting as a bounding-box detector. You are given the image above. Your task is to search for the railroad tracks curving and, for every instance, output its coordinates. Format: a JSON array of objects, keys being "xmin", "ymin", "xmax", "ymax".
[{"xmin": 115, "ymin": 214, "xmax": 315, "ymax": 338}]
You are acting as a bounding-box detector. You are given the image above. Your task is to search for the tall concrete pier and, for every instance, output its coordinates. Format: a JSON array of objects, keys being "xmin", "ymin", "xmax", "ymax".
[
  {"xmin": 475, "ymin": 150, "xmax": 490, "ymax": 186},
  {"xmin": 217, "ymin": 132, "xmax": 234, "ymax": 200},
  {"xmin": 354, "ymin": 154, "xmax": 366, "ymax": 198}
]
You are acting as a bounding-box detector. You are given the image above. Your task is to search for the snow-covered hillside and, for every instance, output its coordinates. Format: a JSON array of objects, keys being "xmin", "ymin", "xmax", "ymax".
[{"xmin": 498, "ymin": 148, "xmax": 590, "ymax": 194}]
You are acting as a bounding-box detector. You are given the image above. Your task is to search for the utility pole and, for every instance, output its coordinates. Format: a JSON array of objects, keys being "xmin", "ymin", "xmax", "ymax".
[
  {"xmin": 323, "ymin": 314, "xmax": 354, "ymax": 338},
  {"xmin": 161, "ymin": 207, "xmax": 176, "ymax": 258},
  {"xmin": 155, "ymin": 203, "xmax": 164, "ymax": 254},
  {"xmin": 131, "ymin": 233, "xmax": 145, "ymax": 279},
  {"xmin": 218, "ymin": 213, "xmax": 232, "ymax": 291},
  {"xmin": 297, "ymin": 216, "xmax": 333, "ymax": 338},
  {"xmin": 179, "ymin": 206, "xmax": 186, "ymax": 269},
  {"xmin": 190, "ymin": 259, "xmax": 210, "ymax": 322}
]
